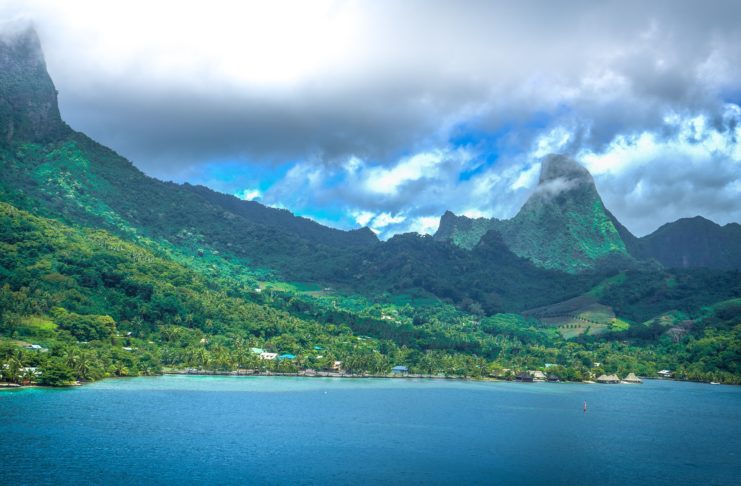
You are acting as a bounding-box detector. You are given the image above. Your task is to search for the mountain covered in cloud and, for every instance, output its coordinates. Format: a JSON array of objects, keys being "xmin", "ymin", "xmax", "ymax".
[
  {"xmin": 0, "ymin": 26, "xmax": 739, "ymax": 315},
  {"xmin": 435, "ymin": 155, "xmax": 630, "ymax": 273}
]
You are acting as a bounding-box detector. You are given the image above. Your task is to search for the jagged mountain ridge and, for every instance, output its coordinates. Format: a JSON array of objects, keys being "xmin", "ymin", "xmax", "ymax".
[
  {"xmin": 0, "ymin": 26, "xmax": 737, "ymax": 281},
  {"xmin": 434, "ymin": 155, "xmax": 741, "ymax": 272}
]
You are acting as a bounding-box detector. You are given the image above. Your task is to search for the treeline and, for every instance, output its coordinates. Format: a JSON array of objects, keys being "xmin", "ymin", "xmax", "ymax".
[{"xmin": 1, "ymin": 200, "xmax": 740, "ymax": 386}]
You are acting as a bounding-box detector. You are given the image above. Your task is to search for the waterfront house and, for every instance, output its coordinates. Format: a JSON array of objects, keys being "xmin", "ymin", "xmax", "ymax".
[
  {"xmin": 331, "ymin": 361, "xmax": 342, "ymax": 371},
  {"xmin": 531, "ymin": 370, "xmax": 547, "ymax": 382},
  {"xmin": 277, "ymin": 354, "xmax": 296, "ymax": 360},
  {"xmin": 657, "ymin": 369, "xmax": 673, "ymax": 378},
  {"xmin": 392, "ymin": 365, "xmax": 409, "ymax": 375},
  {"xmin": 259, "ymin": 352, "xmax": 278, "ymax": 360}
]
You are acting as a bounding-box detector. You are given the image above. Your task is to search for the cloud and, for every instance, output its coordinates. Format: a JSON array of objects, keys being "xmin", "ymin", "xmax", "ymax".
[
  {"xmin": 1, "ymin": 0, "xmax": 739, "ymax": 237},
  {"xmin": 578, "ymin": 104, "xmax": 741, "ymax": 235},
  {"xmin": 235, "ymin": 188, "xmax": 262, "ymax": 201}
]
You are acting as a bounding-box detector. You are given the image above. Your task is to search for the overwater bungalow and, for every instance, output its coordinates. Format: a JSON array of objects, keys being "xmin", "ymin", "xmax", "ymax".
[
  {"xmin": 622, "ymin": 373, "xmax": 642, "ymax": 384},
  {"xmin": 596, "ymin": 374, "xmax": 621, "ymax": 384}
]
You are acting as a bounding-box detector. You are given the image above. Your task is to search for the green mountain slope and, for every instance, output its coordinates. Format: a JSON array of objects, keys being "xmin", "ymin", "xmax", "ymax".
[
  {"xmin": 1, "ymin": 27, "xmax": 739, "ymax": 384},
  {"xmin": 502, "ymin": 154, "xmax": 629, "ymax": 272}
]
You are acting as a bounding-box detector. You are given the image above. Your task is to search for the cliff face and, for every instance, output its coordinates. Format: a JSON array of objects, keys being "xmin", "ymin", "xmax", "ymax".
[{"xmin": 0, "ymin": 26, "xmax": 69, "ymax": 144}]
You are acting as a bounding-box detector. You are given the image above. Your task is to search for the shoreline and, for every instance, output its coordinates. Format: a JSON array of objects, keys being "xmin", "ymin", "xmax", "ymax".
[{"xmin": 2, "ymin": 371, "xmax": 735, "ymax": 390}]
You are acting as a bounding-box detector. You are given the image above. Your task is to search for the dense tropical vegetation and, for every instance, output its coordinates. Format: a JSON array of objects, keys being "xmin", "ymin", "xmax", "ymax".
[{"xmin": 1, "ymin": 27, "xmax": 739, "ymax": 386}]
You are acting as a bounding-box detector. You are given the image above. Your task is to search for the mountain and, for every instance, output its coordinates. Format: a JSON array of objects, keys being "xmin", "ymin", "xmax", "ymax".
[
  {"xmin": 1, "ymin": 26, "xmax": 740, "ymax": 384},
  {"xmin": 0, "ymin": 27, "xmax": 377, "ymax": 281},
  {"xmin": 639, "ymin": 216, "xmax": 741, "ymax": 270},
  {"xmin": 435, "ymin": 155, "xmax": 631, "ymax": 272},
  {"xmin": 183, "ymin": 184, "xmax": 377, "ymax": 249},
  {"xmin": 0, "ymin": 27, "xmax": 69, "ymax": 145}
]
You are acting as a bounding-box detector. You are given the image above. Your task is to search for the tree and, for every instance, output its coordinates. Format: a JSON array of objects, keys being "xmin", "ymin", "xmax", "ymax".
[{"xmin": 39, "ymin": 358, "xmax": 76, "ymax": 386}]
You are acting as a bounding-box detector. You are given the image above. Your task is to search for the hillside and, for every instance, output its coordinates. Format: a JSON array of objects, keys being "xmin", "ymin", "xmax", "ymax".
[
  {"xmin": 0, "ymin": 27, "xmax": 740, "ymax": 385},
  {"xmin": 639, "ymin": 217, "xmax": 741, "ymax": 270}
]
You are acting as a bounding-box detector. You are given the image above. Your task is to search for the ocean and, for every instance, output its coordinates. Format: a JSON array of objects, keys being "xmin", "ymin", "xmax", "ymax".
[{"xmin": 1, "ymin": 376, "xmax": 739, "ymax": 485}]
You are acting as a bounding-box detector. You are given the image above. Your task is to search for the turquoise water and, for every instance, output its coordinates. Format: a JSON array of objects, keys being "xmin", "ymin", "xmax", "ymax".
[{"xmin": 1, "ymin": 377, "xmax": 739, "ymax": 485}]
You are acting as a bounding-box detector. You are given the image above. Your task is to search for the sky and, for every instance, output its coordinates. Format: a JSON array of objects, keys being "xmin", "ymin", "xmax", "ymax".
[{"xmin": 2, "ymin": 0, "xmax": 741, "ymax": 238}]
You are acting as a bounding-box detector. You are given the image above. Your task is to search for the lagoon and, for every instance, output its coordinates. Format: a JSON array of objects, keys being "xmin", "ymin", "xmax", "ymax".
[{"xmin": 1, "ymin": 376, "xmax": 739, "ymax": 485}]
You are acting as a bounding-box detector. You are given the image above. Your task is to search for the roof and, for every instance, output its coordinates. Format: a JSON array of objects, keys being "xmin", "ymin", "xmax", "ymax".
[
  {"xmin": 250, "ymin": 347, "xmax": 265, "ymax": 354},
  {"xmin": 392, "ymin": 365, "xmax": 408, "ymax": 372},
  {"xmin": 597, "ymin": 374, "xmax": 620, "ymax": 382},
  {"xmin": 277, "ymin": 354, "xmax": 296, "ymax": 360}
]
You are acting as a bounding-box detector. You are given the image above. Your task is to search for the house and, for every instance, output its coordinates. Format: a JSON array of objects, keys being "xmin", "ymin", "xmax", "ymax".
[
  {"xmin": 544, "ymin": 363, "xmax": 557, "ymax": 369},
  {"xmin": 530, "ymin": 370, "xmax": 547, "ymax": 382},
  {"xmin": 622, "ymin": 372, "xmax": 642, "ymax": 384},
  {"xmin": 20, "ymin": 367, "xmax": 40, "ymax": 376},
  {"xmin": 277, "ymin": 354, "xmax": 296, "ymax": 360},
  {"xmin": 259, "ymin": 352, "xmax": 278, "ymax": 360},
  {"xmin": 25, "ymin": 344, "xmax": 45, "ymax": 351},
  {"xmin": 250, "ymin": 347, "xmax": 265, "ymax": 355},
  {"xmin": 596, "ymin": 374, "xmax": 621, "ymax": 384},
  {"xmin": 657, "ymin": 369, "xmax": 673, "ymax": 378},
  {"xmin": 331, "ymin": 361, "xmax": 342, "ymax": 371},
  {"xmin": 547, "ymin": 374, "xmax": 561, "ymax": 382},
  {"xmin": 515, "ymin": 372, "xmax": 534, "ymax": 382},
  {"xmin": 391, "ymin": 365, "xmax": 408, "ymax": 375}
]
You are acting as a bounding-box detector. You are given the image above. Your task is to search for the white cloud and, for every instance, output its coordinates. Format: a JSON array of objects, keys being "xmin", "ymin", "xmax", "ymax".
[
  {"xmin": 370, "ymin": 212, "xmax": 406, "ymax": 229},
  {"xmin": 234, "ymin": 188, "xmax": 262, "ymax": 201},
  {"xmin": 364, "ymin": 151, "xmax": 445, "ymax": 195},
  {"xmin": 408, "ymin": 216, "xmax": 440, "ymax": 235},
  {"xmin": 351, "ymin": 210, "xmax": 375, "ymax": 227}
]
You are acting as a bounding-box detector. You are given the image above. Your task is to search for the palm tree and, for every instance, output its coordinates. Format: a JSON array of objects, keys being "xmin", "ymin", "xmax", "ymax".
[
  {"xmin": 112, "ymin": 362, "xmax": 129, "ymax": 377},
  {"xmin": 75, "ymin": 351, "xmax": 96, "ymax": 381},
  {"xmin": 3, "ymin": 356, "xmax": 22, "ymax": 384}
]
